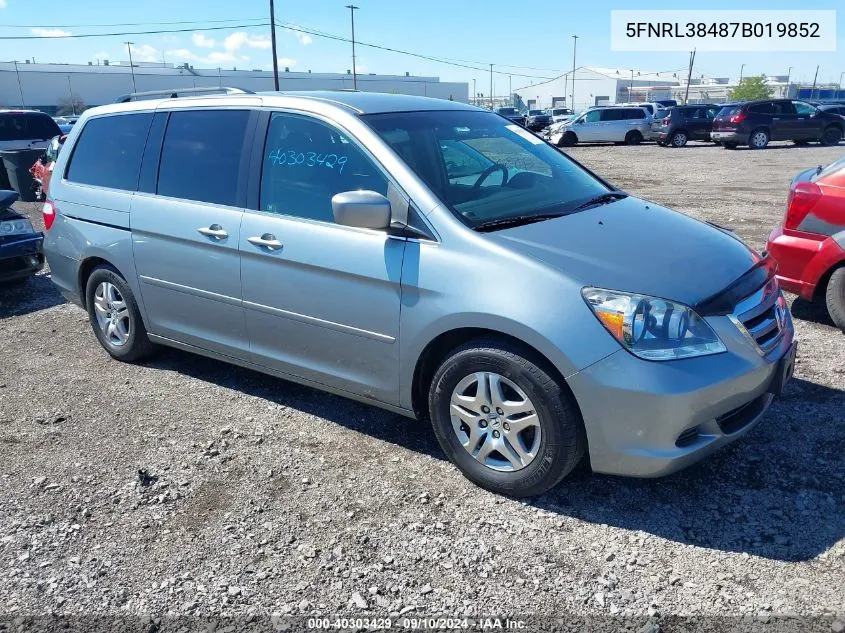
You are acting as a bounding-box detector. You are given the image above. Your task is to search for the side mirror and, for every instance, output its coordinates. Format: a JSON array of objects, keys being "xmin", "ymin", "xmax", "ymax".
[{"xmin": 331, "ymin": 190, "xmax": 392, "ymax": 230}]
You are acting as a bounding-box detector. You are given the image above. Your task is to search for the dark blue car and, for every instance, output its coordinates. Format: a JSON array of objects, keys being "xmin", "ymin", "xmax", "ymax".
[{"xmin": 0, "ymin": 190, "xmax": 44, "ymax": 285}]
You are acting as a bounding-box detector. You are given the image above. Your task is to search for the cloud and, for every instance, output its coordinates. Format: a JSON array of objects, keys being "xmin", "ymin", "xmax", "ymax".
[
  {"xmin": 31, "ymin": 28, "xmax": 72, "ymax": 37},
  {"xmin": 192, "ymin": 33, "xmax": 216, "ymax": 49},
  {"xmin": 165, "ymin": 49, "xmax": 195, "ymax": 60},
  {"xmin": 129, "ymin": 43, "xmax": 159, "ymax": 62},
  {"xmin": 294, "ymin": 32, "xmax": 313, "ymax": 46},
  {"xmin": 94, "ymin": 52, "xmax": 110, "ymax": 61},
  {"xmin": 166, "ymin": 48, "xmax": 249, "ymax": 66},
  {"xmin": 223, "ymin": 32, "xmax": 272, "ymax": 51},
  {"xmin": 0, "ymin": 0, "xmax": 7, "ymax": 8},
  {"xmin": 277, "ymin": 57, "xmax": 297, "ymax": 68}
]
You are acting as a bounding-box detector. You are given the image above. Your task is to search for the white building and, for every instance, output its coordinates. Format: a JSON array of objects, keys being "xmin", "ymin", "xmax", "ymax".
[
  {"xmin": 515, "ymin": 66, "xmax": 682, "ymax": 111},
  {"xmin": 0, "ymin": 61, "xmax": 469, "ymax": 114}
]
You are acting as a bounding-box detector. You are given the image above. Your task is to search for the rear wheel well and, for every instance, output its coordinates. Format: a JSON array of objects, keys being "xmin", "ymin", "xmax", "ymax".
[
  {"xmin": 77, "ymin": 257, "xmax": 113, "ymax": 308},
  {"xmin": 813, "ymin": 262, "xmax": 845, "ymax": 303},
  {"xmin": 411, "ymin": 328, "xmax": 577, "ymax": 421}
]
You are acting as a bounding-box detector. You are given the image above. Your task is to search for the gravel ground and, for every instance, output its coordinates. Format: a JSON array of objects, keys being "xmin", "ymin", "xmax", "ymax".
[{"xmin": 1, "ymin": 140, "xmax": 844, "ymax": 630}]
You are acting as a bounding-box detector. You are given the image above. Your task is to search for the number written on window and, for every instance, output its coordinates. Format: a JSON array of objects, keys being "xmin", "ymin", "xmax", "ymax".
[{"xmin": 267, "ymin": 148, "xmax": 348, "ymax": 173}]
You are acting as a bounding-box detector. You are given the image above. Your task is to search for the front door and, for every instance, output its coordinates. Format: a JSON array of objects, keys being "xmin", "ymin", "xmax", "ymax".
[
  {"xmin": 576, "ymin": 109, "xmax": 602, "ymax": 142},
  {"xmin": 768, "ymin": 101, "xmax": 797, "ymax": 140},
  {"xmin": 793, "ymin": 101, "xmax": 823, "ymax": 140},
  {"xmin": 131, "ymin": 108, "xmax": 255, "ymax": 357},
  {"xmin": 240, "ymin": 111, "xmax": 405, "ymax": 404}
]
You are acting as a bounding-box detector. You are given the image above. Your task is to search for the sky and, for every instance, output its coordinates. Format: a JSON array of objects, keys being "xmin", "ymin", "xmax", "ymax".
[{"xmin": 0, "ymin": 0, "xmax": 843, "ymax": 95}]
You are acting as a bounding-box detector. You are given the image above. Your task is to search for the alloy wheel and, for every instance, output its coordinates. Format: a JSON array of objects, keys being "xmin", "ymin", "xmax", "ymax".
[
  {"xmin": 449, "ymin": 372, "xmax": 541, "ymax": 472},
  {"xmin": 93, "ymin": 281, "xmax": 131, "ymax": 347}
]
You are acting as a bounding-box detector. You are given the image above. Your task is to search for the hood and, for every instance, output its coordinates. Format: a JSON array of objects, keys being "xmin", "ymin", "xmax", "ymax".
[{"xmin": 485, "ymin": 196, "xmax": 758, "ymax": 308}]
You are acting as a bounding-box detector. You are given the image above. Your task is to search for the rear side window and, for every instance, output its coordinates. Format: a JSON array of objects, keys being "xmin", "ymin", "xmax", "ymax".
[
  {"xmin": 623, "ymin": 108, "xmax": 646, "ymax": 120},
  {"xmin": 748, "ymin": 102, "xmax": 773, "ymax": 114},
  {"xmin": 0, "ymin": 113, "xmax": 61, "ymax": 141},
  {"xmin": 157, "ymin": 110, "xmax": 250, "ymax": 206},
  {"xmin": 66, "ymin": 113, "xmax": 152, "ymax": 190},
  {"xmin": 717, "ymin": 106, "xmax": 739, "ymax": 117},
  {"xmin": 600, "ymin": 109, "xmax": 624, "ymax": 121}
]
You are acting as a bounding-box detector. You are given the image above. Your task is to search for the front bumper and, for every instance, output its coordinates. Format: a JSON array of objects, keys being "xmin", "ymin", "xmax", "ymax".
[
  {"xmin": 0, "ymin": 233, "xmax": 44, "ymax": 282},
  {"xmin": 567, "ymin": 309, "xmax": 794, "ymax": 477},
  {"xmin": 766, "ymin": 227, "xmax": 845, "ymax": 300},
  {"xmin": 711, "ymin": 130, "xmax": 748, "ymax": 144}
]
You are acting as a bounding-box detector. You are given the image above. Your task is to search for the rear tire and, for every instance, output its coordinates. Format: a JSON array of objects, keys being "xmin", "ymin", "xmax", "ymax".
[
  {"xmin": 624, "ymin": 130, "xmax": 643, "ymax": 145},
  {"xmin": 826, "ymin": 267, "xmax": 845, "ymax": 333},
  {"xmin": 560, "ymin": 131, "xmax": 577, "ymax": 147},
  {"xmin": 428, "ymin": 339, "xmax": 586, "ymax": 497},
  {"xmin": 669, "ymin": 131, "xmax": 688, "ymax": 147},
  {"xmin": 85, "ymin": 265, "xmax": 155, "ymax": 362},
  {"xmin": 820, "ymin": 126, "xmax": 843, "ymax": 146},
  {"xmin": 748, "ymin": 128, "xmax": 769, "ymax": 149}
]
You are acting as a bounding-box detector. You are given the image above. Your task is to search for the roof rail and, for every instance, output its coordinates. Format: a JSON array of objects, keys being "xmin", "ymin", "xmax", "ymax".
[{"xmin": 113, "ymin": 86, "xmax": 254, "ymax": 103}]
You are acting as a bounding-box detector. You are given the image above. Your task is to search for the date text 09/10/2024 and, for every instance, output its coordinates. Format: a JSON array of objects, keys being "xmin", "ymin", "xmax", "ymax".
[{"xmin": 306, "ymin": 617, "xmax": 527, "ymax": 630}]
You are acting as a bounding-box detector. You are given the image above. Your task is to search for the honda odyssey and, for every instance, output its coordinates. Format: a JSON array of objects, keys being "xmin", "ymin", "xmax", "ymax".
[{"xmin": 42, "ymin": 92, "xmax": 795, "ymax": 497}]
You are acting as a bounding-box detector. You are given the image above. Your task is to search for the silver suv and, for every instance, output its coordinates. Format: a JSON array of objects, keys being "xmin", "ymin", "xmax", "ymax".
[
  {"xmin": 42, "ymin": 92, "xmax": 796, "ymax": 497},
  {"xmin": 550, "ymin": 106, "xmax": 652, "ymax": 146}
]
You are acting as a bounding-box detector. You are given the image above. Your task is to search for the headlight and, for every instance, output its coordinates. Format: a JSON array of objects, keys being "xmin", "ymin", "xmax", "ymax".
[
  {"xmin": 582, "ymin": 288, "xmax": 726, "ymax": 361},
  {"xmin": 0, "ymin": 218, "xmax": 35, "ymax": 236}
]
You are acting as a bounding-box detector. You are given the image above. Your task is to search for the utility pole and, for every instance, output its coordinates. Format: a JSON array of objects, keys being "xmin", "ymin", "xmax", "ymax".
[
  {"xmin": 489, "ymin": 63, "xmax": 493, "ymax": 109},
  {"xmin": 739, "ymin": 63, "xmax": 745, "ymax": 84},
  {"xmin": 218, "ymin": 67, "xmax": 222, "ymax": 87},
  {"xmin": 13, "ymin": 60, "xmax": 25, "ymax": 108},
  {"xmin": 125, "ymin": 42, "xmax": 137, "ymax": 92},
  {"xmin": 630, "ymin": 69, "xmax": 635, "ymax": 99},
  {"xmin": 509, "ymin": 75, "xmax": 513, "ymax": 107},
  {"xmin": 838, "ymin": 71, "xmax": 844, "ymax": 100},
  {"xmin": 269, "ymin": 0, "xmax": 280, "ymax": 90},
  {"xmin": 786, "ymin": 66, "xmax": 792, "ymax": 99},
  {"xmin": 472, "ymin": 78, "xmax": 476, "ymax": 106},
  {"xmin": 346, "ymin": 5, "xmax": 359, "ymax": 90},
  {"xmin": 571, "ymin": 35, "xmax": 578, "ymax": 109},
  {"xmin": 684, "ymin": 49, "xmax": 696, "ymax": 104},
  {"xmin": 811, "ymin": 65, "xmax": 819, "ymax": 100},
  {"xmin": 67, "ymin": 75, "xmax": 76, "ymax": 115}
]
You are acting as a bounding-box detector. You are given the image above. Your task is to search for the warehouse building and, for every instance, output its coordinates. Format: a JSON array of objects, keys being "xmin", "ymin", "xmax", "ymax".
[{"xmin": 0, "ymin": 61, "xmax": 469, "ymax": 114}]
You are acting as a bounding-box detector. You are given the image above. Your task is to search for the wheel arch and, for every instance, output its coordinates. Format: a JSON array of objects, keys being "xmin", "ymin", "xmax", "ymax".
[{"xmin": 410, "ymin": 326, "xmax": 582, "ymax": 423}]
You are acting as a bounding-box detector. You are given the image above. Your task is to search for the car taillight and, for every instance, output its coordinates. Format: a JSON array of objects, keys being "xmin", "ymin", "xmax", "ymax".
[
  {"xmin": 729, "ymin": 112, "xmax": 747, "ymax": 124},
  {"xmin": 784, "ymin": 181, "xmax": 822, "ymax": 230},
  {"xmin": 42, "ymin": 200, "xmax": 56, "ymax": 230},
  {"xmin": 662, "ymin": 117, "xmax": 670, "ymax": 126}
]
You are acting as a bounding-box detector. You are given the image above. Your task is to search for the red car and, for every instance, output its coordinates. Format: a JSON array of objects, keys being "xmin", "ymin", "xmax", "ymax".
[{"xmin": 767, "ymin": 157, "xmax": 845, "ymax": 332}]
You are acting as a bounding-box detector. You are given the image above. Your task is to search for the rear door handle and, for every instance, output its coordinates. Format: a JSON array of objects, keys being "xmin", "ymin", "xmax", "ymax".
[
  {"xmin": 197, "ymin": 224, "xmax": 228, "ymax": 240},
  {"xmin": 248, "ymin": 233, "xmax": 283, "ymax": 250}
]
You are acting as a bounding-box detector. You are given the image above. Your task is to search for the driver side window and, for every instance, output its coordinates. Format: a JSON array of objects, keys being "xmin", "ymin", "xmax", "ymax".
[{"xmin": 584, "ymin": 110, "xmax": 602, "ymax": 123}]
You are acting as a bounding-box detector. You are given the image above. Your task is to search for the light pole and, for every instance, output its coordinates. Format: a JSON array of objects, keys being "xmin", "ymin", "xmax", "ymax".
[
  {"xmin": 509, "ymin": 75, "xmax": 513, "ymax": 107},
  {"xmin": 630, "ymin": 69, "xmax": 635, "ymax": 99},
  {"xmin": 346, "ymin": 5, "xmax": 359, "ymax": 90},
  {"xmin": 13, "ymin": 60, "xmax": 25, "ymax": 108},
  {"xmin": 489, "ymin": 63, "xmax": 494, "ymax": 109},
  {"xmin": 571, "ymin": 35, "xmax": 578, "ymax": 108},
  {"xmin": 785, "ymin": 66, "xmax": 792, "ymax": 99},
  {"xmin": 269, "ymin": 0, "xmax": 280, "ymax": 90},
  {"xmin": 838, "ymin": 71, "xmax": 844, "ymax": 100},
  {"xmin": 125, "ymin": 42, "xmax": 137, "ymax": 93},
  {"xmin": 67, "ymin": 75, "xmax": 76, "ymax": 115},
  {"xmin": 811, "ymin": 65, "xmax": 819, "ymax": 100},
  {"xmin": 739, "ymin": 63, "xmax": 745, "ymax": 84},
  {"xmin": 472, "ymin": 78, "xmax": 476, "ymax": 106}
]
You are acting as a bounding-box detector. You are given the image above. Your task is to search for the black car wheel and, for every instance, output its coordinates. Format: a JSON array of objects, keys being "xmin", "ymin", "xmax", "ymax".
[
  {"xmin": 826, "ymin": 267, "xmax": 845, "ymax": 333},
  {"xmin": 559, "ymin": 131, "xmax": 577, "ymax": 147},
  {"xmin": 748, "ymin": 128, "xmax": 769, "ymax": 150},
  {"xmin": 669, "ymin": 131, "xmax": 688, "ymax": 147},
  {"xmin": 820, "ymin": 126, "xmax": 843, "ymax": 146},
  {"xmin": 428, "ymin": 338, "xmax": 586, "ymax": 497},
  {"xmin": 624, "ymin": 130, "xmax": 643, "ymax": 145}
]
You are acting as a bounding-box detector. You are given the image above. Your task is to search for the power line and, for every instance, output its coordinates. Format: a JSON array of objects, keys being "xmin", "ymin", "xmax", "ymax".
[
  {"xmin": 0, "ymin": 23, "xmax": 271, "ymax": 40},
  {"xmin": 0, "ymin": 17, "xmax": 267, "ymax": 28}
]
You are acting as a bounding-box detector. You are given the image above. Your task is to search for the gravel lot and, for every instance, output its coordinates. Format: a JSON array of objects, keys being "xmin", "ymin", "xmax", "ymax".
[{"xmin": 1, "ymin": 140, "xmax": 844, "ymax": 629}]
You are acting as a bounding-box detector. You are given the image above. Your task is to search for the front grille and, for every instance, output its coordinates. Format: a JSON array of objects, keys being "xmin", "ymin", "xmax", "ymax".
[{"xmin": 733, "ymin": 278, "xmax": 785, "ymax": 354}]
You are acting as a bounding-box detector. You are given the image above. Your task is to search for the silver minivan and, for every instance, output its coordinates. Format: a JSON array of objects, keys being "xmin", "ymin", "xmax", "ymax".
[
  {"xmin": 42, "ymin": 92, "xmax": 796, "ymax": 497},
  {"xmin": 550, "ymin": 106, "xmax": 652, "ymax": 147}
]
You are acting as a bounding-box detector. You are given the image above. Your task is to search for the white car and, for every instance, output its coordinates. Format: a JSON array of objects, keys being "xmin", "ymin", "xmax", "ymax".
[{"xmin": 549, "ymin": 106, "xmax": 652, "ymax": 147}]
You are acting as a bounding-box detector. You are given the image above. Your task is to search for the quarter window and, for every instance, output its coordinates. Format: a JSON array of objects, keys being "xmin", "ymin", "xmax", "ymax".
[
  {"xmin": 157, "ymin": 110, "xmax": 250, "ymax": 206},
  {"xmin": 66, "ymin": 113, "xmax": 152, "ymax": 191},
  {"xmin": 600, "ymin": 109, "xmax": 623, "ymax": 121},
  {"xmin": 259, "ymin": 112, "xmax": 388, "ymax": 223},
  {"xmin": 623, "ymin": 108, "xmax": 646, "ymax": 120},
  {"xmin": 794, "ymin": 101, "xmax": 817, "ymax": 115}
]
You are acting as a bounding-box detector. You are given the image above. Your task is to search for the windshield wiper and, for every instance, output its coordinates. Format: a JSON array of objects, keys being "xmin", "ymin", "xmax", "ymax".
[
  {"xmin": 474, "ymin": 211, "xmax": 569, "ymax": 232},
  {"xmin": 570, "ymin": 191, "xmax": 628, "ymax": 212}
]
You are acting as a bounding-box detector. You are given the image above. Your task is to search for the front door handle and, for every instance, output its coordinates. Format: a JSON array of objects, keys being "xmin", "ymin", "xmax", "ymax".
[
  {"xmin": 197, "ymin": 224, "xmax": 228, "ymax": 240},
  {"xmin": 248, "ymin": 233, "xmax": 283, "ymax": 250}
]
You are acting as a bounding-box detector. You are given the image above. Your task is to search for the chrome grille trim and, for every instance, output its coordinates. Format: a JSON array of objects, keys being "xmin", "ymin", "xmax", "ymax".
[{"xmin": 730, "ymin": 277, "xmax": 785, "ymax": 355}]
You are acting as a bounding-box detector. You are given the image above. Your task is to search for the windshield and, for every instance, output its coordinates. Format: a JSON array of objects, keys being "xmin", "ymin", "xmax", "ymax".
[
  {"xmin": 716, "ymin": 106, "xmax": 739, "ymax": 117},
  {"xmin": 362, "ymin": 110, "xmax": 610, "ymax": 229},
  {"xmin": 496, "ymin": 108, "xmax": 517, "ymax": 116},
  {"xmin": 528, "ymin": 110, "xmax": 544, "ymax": 116}
]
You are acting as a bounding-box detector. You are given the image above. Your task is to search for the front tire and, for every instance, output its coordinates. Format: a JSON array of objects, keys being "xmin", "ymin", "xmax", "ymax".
[
  {"xmin": 85, "ymin": 265, "xmax": 155, "ymax": 362},
  {"xmin": 428, "ymin": 339, "xmax": 585, "ymax": 497},
  {"xmin": 560, "ymin": 131, "xmax": 577, "ymax": 147},
  {"xmin": 748, "ymin": 128, "xmax": 769, "ymax": 149},
  {"xmin": 624, "ymin": 130, "xmax": 643, "ymax": 145},
  {"xmin": 826, "ymin": 267, "xmax": 845, "ymax": 333}
]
